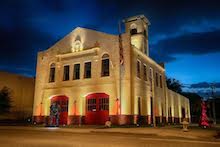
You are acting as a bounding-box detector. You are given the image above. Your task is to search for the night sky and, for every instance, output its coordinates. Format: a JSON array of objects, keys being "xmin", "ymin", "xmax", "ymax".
[{"xmin": 0, "ymin": 0, "xmax": 220, "ymax": 94}]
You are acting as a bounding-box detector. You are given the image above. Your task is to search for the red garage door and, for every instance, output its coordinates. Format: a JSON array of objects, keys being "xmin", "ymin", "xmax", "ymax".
[
  {"xmin": 85, "ymin": 93, "xmax": 109, "ymax": 125},
  {"xmin": 51, "ymin": 95, "xmax": 68, "ymax": 125}
]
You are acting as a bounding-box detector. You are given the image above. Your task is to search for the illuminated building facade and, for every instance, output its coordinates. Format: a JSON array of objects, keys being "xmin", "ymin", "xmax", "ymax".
[{"xmin": 33, "ymin": 15, "xmax": 190, "ymax": 125}]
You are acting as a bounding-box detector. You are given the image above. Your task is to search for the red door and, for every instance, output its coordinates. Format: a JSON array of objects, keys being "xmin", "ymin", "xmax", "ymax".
[
  {"xmin": 85, "ymin": 93, "xmax": 109, "ymax": 125},
  {"xmin": 51, "ymin": 95, "xmax": 68, "ymax": 125}
]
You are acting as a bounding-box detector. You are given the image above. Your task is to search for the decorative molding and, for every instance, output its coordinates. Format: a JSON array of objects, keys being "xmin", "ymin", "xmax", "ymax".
[{"xmin": 56, "ymin": 47, "xmax": 100, "ymax": 60}]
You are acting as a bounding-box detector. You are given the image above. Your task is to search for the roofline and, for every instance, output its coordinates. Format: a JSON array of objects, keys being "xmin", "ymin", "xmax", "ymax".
[{"xmin": 123, "ymin": 15, "xmax": 151, "ymax": 25}]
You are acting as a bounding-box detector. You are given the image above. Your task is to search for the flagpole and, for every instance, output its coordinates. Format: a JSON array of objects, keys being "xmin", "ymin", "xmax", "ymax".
[{"xmin": 118, "ymin": 20, "xmax": 123, "ymax": 116}]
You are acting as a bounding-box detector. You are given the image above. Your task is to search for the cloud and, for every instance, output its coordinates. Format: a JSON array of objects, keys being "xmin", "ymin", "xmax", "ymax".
[
  {"xmin": 151, "ymin": 29, "xmax": 220, "ymax": 62},
  {"xmin": 0, "ymin": 0, "xmax": 220, "ymax": 77},
  {"xmin": 0, "ymin": 25, "xmax": 56, "ymax": 76},
  {"xmin": 190, "ymin": 82, "xmax": 220, "ymax": 88}
]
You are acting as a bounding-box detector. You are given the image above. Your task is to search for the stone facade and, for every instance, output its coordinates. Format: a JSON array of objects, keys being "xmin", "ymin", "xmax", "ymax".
[
  {"xmin": 0, "ymin": 71, "xmax": 35, "ymax": 120},
  {"xmin": 33, "ymin": 15, "xmax": 190, "ymax": 125}
]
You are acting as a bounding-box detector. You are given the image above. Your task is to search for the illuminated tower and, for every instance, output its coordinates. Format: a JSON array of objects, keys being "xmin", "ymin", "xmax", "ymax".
[{"xmin": 124, "ymin": 15, "xmax": 150, "ymax": 56}]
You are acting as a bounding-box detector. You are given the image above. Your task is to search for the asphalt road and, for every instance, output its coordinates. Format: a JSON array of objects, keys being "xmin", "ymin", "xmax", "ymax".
[{"xmin": 0, "ymin": 127, "xmax": 219, "ymax": 147}]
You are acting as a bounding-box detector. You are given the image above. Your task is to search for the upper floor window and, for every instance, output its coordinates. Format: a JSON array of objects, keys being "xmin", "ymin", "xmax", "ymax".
[
  {"xmin": 63, "ymin": 65, "xmax": 70, "ymax": 81},
  {"xmin": 101, "ymin": 54, "xmax": 110, "ymax": 77},
  {"xmin": 49, "ymin": 63, "xmax": 55, "ymax": 83},
  {"xmin": 160, "ymin": 75, "xmax": 163, "ymax": 88},
  {"xmin": 130, "ymin": 23, "xmax": 137, "ymax": 35},
  {"xmin": 130, "ymin": 28, "xmax": 137, "ymax": 35},
  {"xmin": 156, "ymin": 72, "xmax": 159, "ymax": 87},
  {"xmin": 137, "ymin": 60, "xmax": 141, "ymax": 78},
  {"xmin": 73, "ymin": 63, "xmax": 80, "ymax": 80},
  {"xmin": 143, "ymin": 64, "xmax": 147, "ymax": 81},
  {"xmin": 84, "ymin": 62, "xmax": 91, "ymax": 78}
]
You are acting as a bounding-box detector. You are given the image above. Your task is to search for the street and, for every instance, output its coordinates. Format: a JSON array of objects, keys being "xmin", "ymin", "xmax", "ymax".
[{"xmin": 0, "ymin": 126, "xmax": 219, "ymax": 147}]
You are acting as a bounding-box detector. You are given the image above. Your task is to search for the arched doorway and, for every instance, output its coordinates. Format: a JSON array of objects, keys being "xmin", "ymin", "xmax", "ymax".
[
  {"xmin": 85, "ymin": 93, "xmax": 109, "ymax": 125},
  {"xmin": 50, "ymin": 95, "xmax": 68, "ymax": 125}
]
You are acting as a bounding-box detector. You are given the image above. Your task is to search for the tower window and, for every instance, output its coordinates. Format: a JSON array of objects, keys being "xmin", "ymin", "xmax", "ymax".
[
  {"xmin": 130, "ymin": 23, "xmax": 137, "ymax": 35},
  {"xmin": 101, "ymin": 54, "xmax": 110, "ymax": 77},
  {"xmin": 84, "ymin": 62, "xmax": 91, "ymax": 78},
  {"xmin": 49, "ymin": 63, "xmax": 55, "ymax": 83},
  {"xmin": 137, "ymin": 60, "xmax": 141, "ymax": 78},
  {"xmin": 73, "ymin": 63, "xmax": 80, "ymax": 80},
  {"xmin": 63, "ymin": 65, "xmax": 70, "ymax": 81},
  {"xmin": 130, "ymin": 28, "xmax": 137, "ymax": 35}
]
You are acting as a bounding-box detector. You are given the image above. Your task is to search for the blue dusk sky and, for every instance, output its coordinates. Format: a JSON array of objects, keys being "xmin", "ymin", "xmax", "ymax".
[{"xmin": 0, "ymin": 0, "xmax": 220, "ymax": 94}]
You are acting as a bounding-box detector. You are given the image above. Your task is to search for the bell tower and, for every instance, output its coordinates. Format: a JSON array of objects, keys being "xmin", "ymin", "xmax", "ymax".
[{"xmin": 123, "ymin": 15, "xmax": 150, "ymax": 56}]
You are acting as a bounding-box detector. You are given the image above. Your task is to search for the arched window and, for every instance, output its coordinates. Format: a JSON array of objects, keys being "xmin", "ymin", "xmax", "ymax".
[
  {"xmin": 130, "ymin": 23, "xmax": 137, "ymax": 35},
  {"xmin": 101, "ymin": 54, "xmax": 110, "ymax": 77},
  {"xmin": 49, "ymin": 63, "xmax": 56, "ymax": 83}
]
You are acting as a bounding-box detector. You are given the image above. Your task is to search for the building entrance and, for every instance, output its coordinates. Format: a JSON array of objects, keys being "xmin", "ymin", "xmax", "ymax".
[
  {"xmin": 50, "ymin": 95, "xmax": 68, "ymax": 125},
  {"xmin": 85, "ymin": 93, "xmax": 109, "ymax": 125}
]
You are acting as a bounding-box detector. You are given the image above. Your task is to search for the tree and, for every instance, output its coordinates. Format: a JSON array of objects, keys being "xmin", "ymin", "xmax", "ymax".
[
  {"xmin": 0, "ymin": 87, "xmax": 12, "ymax": 114},
  {"xmin": 166, "ymin": 78, "xmax": 182, "ymax": 94},
  {"xmin": 199, "ymin": 101, "xmax": 209, "ymax": 128}
]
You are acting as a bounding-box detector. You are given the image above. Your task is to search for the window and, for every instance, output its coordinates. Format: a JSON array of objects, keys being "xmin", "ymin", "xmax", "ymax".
[
  {"xmin": 137, "ymin": 60, "xmax": 141, "ymax": 78},
  {"xmin": 143, "ymin": 64, "xmax": 147, "ymax": 81},
  {"xmin": 160, "ymin": 75, "xmax": 163, "ymax": 88},
  {"xmin": 144, "ymin": 30, "xmax": 147, "ymax": 37},
  {"xmin": 156, "ymin": 72, "xmax": 159, "ymax": 87},
  {"xmin": 130, "ymin": 28, "xmax": 137, "ymax": 35},
  {"xmin": 101, "ymin": 54, "xmax": 110, "ymax": 77},
  {"xmin": 168, "ymin": 107, "xmax": 172, "ymax": 117},
  {"xmin": 63, "ymin": 65, "xmax": 70, "ymax": 81},
  {"xmin": 87, "ymin": 99, "xmax": 96, "ymax": 111},
  {"xmin": 138, "ymin": 97, "xmax": 141, "ymax": 115},
  {"xmin": 49, "ymin": 63, "xmax": 55, "ymax": 83},
  {"xmin": 73, "ymin": 63, "xmax": 80, "ymax": 80},
  {"xmin": 99, "ymin": 98, "xmax": 109, "ymax": 110},
  {"xmin": 149, "ymin": 68, "xmax": 153, "ymax": 91},
  {"xmin": 84, "ymin": 62, "xmax": 91, "ymax": 78}
]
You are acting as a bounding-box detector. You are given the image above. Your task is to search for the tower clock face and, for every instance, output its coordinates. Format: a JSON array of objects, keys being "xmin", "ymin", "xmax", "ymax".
[{"xmin": 72, "ymin": 40, "xmax": 82, "ymax": 52}]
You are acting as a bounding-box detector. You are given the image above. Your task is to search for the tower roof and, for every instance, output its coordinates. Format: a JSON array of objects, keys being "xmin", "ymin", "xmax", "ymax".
[{"xmin": 123, "ymin": 15, "xmax": 150, "ymax": 25}]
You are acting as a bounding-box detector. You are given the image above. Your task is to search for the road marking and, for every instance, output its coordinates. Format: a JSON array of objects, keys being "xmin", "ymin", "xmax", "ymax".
[{"xmin": 140, "ymin": 137, "xmax": 220, "ymax": 144}]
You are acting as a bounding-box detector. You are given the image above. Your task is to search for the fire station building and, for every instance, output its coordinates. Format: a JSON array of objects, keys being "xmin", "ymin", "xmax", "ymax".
[{"xmin": 33, "ymin": 15, "xmax": 190, "ymax": 125}]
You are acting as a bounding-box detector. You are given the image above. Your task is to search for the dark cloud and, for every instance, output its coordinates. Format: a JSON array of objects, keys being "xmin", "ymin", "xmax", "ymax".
[
  {"xmin": 0, "ymin": 0, "xmax": 220, "ymax": 77},
  {"xmin": 151, "ymin": 29, "xmax": 220, "ymax": 59},
  {"xmin": 190, "ymin": 82, "xmax": 220, "ymax": 88},
  {"xmin": 149, "ymin": 48, "xmax": 177, "ymax": 63},
  {"xmin": 0, "ymin": 25, "xmax": 56, "ymax": 76}
]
